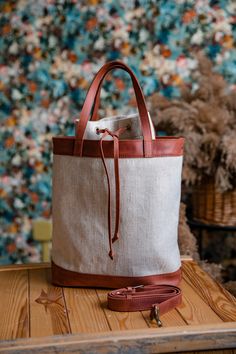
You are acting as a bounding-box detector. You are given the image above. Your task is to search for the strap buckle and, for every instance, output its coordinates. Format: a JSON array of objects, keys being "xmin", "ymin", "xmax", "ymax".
[
  {"xmin": 150, "ymin": 305, "xmax": 162, "ymax": 327},
  {"xmin": 126, "ymin": 285, "xmax": 144, "ymax": 295},
  {"xmin": 132, "ymin": 285, "xmax": 144, "ymax": 289}
]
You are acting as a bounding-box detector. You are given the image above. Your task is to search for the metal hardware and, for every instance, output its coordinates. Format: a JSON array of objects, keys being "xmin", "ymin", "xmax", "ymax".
[
  {"xmin": 132, "ymin": 285, "xmax": 144, "ymax": 289},
  {"xmin": 96, "ymin": 128, "xmax": 100, "ymax": 135},
  {"xmin": 150, "ymin": 305, "xmax": 162, "ymax": 327}
]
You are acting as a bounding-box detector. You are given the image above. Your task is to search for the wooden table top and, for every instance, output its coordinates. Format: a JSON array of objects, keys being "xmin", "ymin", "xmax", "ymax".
[{"xmin": 0, "ymin": 259, "xmax": 235, "ymax": 353}]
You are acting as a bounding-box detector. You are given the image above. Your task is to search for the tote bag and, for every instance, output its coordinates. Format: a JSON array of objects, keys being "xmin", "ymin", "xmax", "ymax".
[{"xmin": 51, "ymin": 61, "xmax": 184, "ymax": 288}]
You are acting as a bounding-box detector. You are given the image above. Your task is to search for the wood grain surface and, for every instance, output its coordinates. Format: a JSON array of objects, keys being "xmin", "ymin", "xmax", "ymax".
[
  {"xmin": 29, "ymin": 268, "xmax": 70, "ymax": 337},
  {"xmin": 177, "ymin": 277, "xmax": 222, "ymax": 325},
  {"xmin": 0, "ymin": 260, "xmax": 235, "ymax": 354},
  {"xmin": 0, "ymin": 323, "xmax": 235, "ymax": 354},
  {"xmin": 183, "ymin": 261, "xmax": 236, "ymax": 322},
  {"xmin": 64, "ymin": 287, "xmax": 110, "ymax": 333},
  {"xmin": 0, "ymin": 270, "xmax": 29, "ymax": 340}
]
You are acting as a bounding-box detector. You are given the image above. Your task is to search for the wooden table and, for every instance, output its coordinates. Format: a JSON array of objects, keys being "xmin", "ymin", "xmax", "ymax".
[{"xmin": 0, "ymin": 259, "xmax": 236, "ymax": 353}]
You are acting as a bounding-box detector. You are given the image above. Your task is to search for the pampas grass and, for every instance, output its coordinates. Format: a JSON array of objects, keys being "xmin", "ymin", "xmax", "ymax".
[
  {"xmin": 178, "ymin": 202, "xmax": 199, "ymax": 260},
  {"xmin": 150, "ymin": 53, "xmax": 236, "ymax": 192},
  {"xmin": 178, "ymin": 202, "xmax": 224, "ymax": 284}
]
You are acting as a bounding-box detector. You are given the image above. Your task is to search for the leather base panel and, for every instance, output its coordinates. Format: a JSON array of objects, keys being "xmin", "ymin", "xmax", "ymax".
[{"xmin": 51, "ymin": 261, "xmax": 182, "ymax": 289}]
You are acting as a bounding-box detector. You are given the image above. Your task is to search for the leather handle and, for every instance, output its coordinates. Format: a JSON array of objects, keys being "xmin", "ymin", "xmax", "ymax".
[
  {"xmin": 90, "ymin": 71, "xmax": 115, "ymax": 121},
  {"xmin": 74, "ymin": 61, "xmax": 153, "ymax": 157},
  {"xmin": 90, "ymin": 84, "xmax": 102, "ymax": 121}
]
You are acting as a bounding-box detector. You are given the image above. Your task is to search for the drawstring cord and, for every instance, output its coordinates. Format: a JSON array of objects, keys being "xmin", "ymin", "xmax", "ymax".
[{"xmin": 97, "ymin": 127, "xmax": 126, "ymax": 260}]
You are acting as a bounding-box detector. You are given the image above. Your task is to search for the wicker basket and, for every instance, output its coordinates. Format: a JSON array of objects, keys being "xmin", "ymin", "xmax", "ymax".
[{"xmin": 192, "ymin": 179, "xmax": 236, "ymax": 226}]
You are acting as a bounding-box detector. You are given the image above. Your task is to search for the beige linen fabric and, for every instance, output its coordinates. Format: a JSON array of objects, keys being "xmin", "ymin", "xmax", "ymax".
[
  {"xmin": 52, "ymin": 154, "xmax": 183, "ymax": 277},
  {"xmin": 79, "ymin": 112, "xmax": 156, "ymax": 140}
]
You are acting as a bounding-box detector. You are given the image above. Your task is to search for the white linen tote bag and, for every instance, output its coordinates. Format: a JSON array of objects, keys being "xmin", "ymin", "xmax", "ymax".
[{"xmin": 51, "ymin": 61, "xmax": 184, "ymax": 288}]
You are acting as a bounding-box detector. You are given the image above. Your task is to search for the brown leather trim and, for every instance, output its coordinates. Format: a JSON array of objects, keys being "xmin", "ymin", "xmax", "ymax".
[
  {"xmin": 51, "ymin": 261, "xmax": 182, "ymax": 289},
  {"xmin": 53, "ymin": 137, "xmax": 184, "ymax": 158}
]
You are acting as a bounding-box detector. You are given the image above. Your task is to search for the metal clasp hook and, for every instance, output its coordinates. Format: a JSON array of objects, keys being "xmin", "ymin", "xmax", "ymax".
[{"xmin": 150, "ymin": 305, "xmax": 163, "ymax": 327}]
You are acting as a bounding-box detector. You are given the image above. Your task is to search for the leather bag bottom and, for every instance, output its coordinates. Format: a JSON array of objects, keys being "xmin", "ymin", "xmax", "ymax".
[{"xmin": 51, "ymin": 261, "xmax": 182, "ymax": 289}]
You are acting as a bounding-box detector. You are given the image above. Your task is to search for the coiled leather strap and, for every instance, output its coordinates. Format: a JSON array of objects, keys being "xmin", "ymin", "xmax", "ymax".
[{"xmin": 107, "ymin": 284, "xmax": 182, "ymax": 327}]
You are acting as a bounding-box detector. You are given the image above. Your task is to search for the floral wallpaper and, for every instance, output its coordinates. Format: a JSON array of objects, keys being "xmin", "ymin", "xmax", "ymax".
[{"xmin": 0, "ymin": 0, "xmax": 235, "ymax": 263}]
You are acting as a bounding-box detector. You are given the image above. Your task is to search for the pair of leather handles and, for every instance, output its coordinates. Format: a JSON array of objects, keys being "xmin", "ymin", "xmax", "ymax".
[
  {"xmin": 75, "ymin": 61, "xmax": 154, "ymax": 157},
  {"xmin": 107, "ymin": 284, "xmax": 182, "ymax": 327}
]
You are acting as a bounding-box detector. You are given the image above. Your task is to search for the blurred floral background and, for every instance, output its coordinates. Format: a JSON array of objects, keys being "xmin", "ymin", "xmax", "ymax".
[{"xmin": 0, "ymin": 0, "xmax": 236, "ymax": 264}]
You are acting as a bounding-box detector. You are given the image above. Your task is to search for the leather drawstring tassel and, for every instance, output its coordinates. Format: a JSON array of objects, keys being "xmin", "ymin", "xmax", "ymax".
[{"xmin": 98, "ymin": 127, "xmax": 126, "ymax": 260}]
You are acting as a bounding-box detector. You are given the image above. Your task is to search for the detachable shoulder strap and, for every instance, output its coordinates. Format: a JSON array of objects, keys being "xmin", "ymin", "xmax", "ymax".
[{"xmin": 107, "ymin": 284, "xmax": 182, "ymax": 327}]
